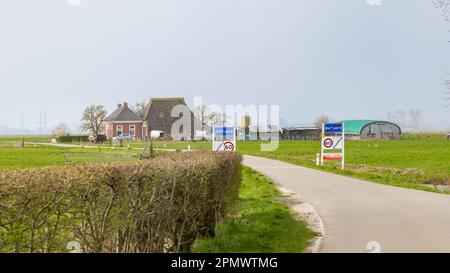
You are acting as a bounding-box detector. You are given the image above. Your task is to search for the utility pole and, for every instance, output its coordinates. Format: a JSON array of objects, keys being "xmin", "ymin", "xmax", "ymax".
[
  {"xmin": 39, "ymin": 110, "xmax": 42, "ymax": 133},
  {"xmin": 44, "ymin": 110, "xmax": 47, "ymax": 133}
]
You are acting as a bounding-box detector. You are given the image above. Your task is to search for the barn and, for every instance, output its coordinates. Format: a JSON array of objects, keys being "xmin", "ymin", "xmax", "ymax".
[
  {"xmin": 343, "ymin": 120, "xmax": 401, "ymax": 140},
  {"xmin": 141, "ymin": 98, "xmax": 194, "ymax": 141},
  {"xmin": 282, "ymin": 127, "xmax": 321, "ymax": 140}
]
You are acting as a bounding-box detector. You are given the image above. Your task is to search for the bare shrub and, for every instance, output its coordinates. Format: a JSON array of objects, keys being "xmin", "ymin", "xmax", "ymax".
[{"xmin": 0, "ymin": 152, "xmax": 242, "ymax": 253}]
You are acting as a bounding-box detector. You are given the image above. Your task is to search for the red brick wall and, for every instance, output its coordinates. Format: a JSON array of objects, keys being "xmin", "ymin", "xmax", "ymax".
[{"xmin": 111, "ymin": 122, "xmax": 143, "ymax": 139}]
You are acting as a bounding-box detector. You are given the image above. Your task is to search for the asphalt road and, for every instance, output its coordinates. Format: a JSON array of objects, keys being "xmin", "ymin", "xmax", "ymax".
[{"xmin": 243, "ymin": 155, "xmax": 450, "ymax": 253}]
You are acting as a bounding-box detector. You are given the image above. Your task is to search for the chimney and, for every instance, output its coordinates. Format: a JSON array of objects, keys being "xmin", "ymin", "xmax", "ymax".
[
  {"xmin": 123, "ymin": 102, "xmax": 128, "ymax": 108},
  {"xmin": 117, "ymin": 103, "xmax": 122, "ymax": 108}
]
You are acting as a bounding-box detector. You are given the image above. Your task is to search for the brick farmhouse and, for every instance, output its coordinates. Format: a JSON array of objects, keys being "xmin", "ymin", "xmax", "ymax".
[{"xmin": 103, "ymin": 98, "xmax": 194, "ymax": 140}]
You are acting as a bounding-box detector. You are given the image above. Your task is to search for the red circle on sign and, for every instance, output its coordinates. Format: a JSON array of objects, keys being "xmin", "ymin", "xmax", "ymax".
[
  {"xmin": 323, "ymin": 138, "xmax": 333, "ymax": 148},
  {"xmin": 224, "ymin": 141, "xmax": 235, "ymax": 152}
]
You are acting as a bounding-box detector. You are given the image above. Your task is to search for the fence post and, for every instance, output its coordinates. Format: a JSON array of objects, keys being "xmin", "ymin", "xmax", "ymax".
[{"xmin": 150, "ymin": 142, "xmax": 154, "ymax": 158}]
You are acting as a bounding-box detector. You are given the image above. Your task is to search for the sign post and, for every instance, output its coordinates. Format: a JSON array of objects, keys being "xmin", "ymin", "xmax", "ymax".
[
  {"xmin": 321, "ymin": 122, "xmax": 345, "ymax": 170},
  {"xmin": 212, "ymin": 125, "xmax": 236, "ymax": 152}
]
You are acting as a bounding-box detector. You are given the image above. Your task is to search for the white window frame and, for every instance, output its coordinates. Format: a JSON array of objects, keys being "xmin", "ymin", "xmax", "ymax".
[
  {"xmin": 129, "ymin": 125, "xmax": 136, "ymax": 137},
  {"xmin": 117, "ymin": 125, "xmax": 123, "ymax": 136}
]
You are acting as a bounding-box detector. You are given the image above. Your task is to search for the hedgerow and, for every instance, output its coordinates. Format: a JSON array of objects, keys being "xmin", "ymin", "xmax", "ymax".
[{"xmin": 0, "ymin": 152, "xmax": 242, "ymax": 253}]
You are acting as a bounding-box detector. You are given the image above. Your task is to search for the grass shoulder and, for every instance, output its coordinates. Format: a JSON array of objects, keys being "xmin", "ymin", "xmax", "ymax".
[{"xmin": 193, "ymin": 166, "xmax": 316, "ymax": 253}]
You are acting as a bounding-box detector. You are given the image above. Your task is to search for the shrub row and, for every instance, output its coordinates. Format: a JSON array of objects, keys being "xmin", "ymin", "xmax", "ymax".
[
  {"xmin": 56, "ymin": 135, "xmax": 90, "ymax": 143},
  {"xmin": 0, "ymin": 152, "xmax": 242, "ymax": 253}
]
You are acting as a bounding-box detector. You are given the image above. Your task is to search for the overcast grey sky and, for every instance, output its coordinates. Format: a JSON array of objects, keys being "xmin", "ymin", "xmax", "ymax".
[{"xmin": 0, "ymin": 0, "xmax": 449, "ymax": 133}]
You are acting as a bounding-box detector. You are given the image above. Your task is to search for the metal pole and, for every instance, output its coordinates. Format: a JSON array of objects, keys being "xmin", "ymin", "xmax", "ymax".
[
  {"xmin": 212, "ymin": 124, "xmax": 215, "ymax": 151},
  {"xmin": 234, "ymin": 127, "xmax": 237, "ymax": 152},
  {"xmin": 341, "ymin": 122, "xmax": 345, "ymax": 171},
  {"xmin": 320, "ymin": 123, "xmax": 324, "ymax": 166}
]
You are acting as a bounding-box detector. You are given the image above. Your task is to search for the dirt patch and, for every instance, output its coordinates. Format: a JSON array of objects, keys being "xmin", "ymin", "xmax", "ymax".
[{"xmin": 349, "ymin": 164, "xmax": 424, "ymax": 175}]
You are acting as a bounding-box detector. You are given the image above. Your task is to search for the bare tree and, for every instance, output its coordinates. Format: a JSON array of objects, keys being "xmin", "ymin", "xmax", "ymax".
[
  {"xmin": 387, "ymin": 110, "xmax": 407, "ymax": 127},
  {"xmin": 313, "ymin": 115, "xmax": 332, "ymax": 129},
  {"xmin": 434, "ymin": 1, "xmax": 450, "ymax": 105},
  {"xmin": 81, "ymin": 105, "xmax": 107, "ymax": 136},
  {"xmin": 52, "ymin": 123, "xmax": 70, "ymax": 137},
  {"xmin": 194, "ymin": 105, "xmax": 223, "ymax": 135},
  {"xmin": 408, "ymin": 109, "xmax": 424, "ymax": 130},
  {"xmin": 434, "ymin": 0, "xmax": 450, "ymax": 23},
  {"xmin": 132, "ymin": 100, "xmax": 147, "ymax": 118}
]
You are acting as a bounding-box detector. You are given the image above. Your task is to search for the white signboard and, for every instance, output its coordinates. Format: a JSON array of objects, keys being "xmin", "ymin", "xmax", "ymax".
[
  {"xmin": 322, "ymin": 136, "xmax": 344, "ymax": 150},
  {"xmin": 320, "ymin": 123, "xmax": 345, "ymax": 170},
  {"xmin": 212, "ymin": 126, "xmax": 236, "ymax": 152}
]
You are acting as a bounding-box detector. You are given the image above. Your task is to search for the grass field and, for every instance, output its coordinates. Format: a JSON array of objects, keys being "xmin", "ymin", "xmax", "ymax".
[
  {"xmin": 0, "ymin": 135, "xmax": 52, "ymax": 142},
  {"xmin": 238, "ymin": 138, "xmax": 450, "ymax": 192},
  {"xmin": 0, "ymin": 145, "xmax": 145, "ymax": 170},
  {"xmin": 193, "ymin": 167, "xmax": 316, "ymax": 253},
  {"xmin": 1, "ymin": 134, "xmax": 449, "ymax": 191}
]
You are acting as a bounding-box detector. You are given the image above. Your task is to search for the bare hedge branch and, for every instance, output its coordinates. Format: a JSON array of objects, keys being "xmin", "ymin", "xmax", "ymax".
[{"xmin": 0, "ymin": 152, "xmax": 242, "ymax": 253}]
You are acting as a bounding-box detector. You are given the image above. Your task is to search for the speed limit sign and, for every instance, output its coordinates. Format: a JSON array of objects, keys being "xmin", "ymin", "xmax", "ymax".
[
  {"xmin": 212, "ymin": 126, "xmax": 236, "ymax": 152},
  {"xmin": 223, "ymin": 141, "xmax": 235, "ymax": 152},
  {"xmin": 323, "ymin": 138, "xmax": 333, "ymax": 149}
]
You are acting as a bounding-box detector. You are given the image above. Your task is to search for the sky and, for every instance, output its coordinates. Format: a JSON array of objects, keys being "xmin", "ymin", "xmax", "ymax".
[{"xmin": 0, "ymin": 0, "xmax": 449, "ymax": 134}]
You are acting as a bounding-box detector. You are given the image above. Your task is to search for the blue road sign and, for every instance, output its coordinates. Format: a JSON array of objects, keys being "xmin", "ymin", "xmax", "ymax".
[
  {"xmin": 215, "ymin": 127, "xmax": 235, "ymax": 137},
  {"xmin": 324, "ymin": 123, "xmax": 343, "ymax": 133}
]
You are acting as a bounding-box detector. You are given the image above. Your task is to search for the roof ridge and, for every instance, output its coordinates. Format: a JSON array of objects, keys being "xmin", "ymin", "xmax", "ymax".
[{"xmin": 150, "ymin": 97, "xmax": 185, "ymax": 101}]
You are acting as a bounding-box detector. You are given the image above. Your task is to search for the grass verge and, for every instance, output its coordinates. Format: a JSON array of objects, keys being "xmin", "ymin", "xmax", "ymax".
[{"xmin": 193, "ymin": 166, "xmax": 316, "ymax": 253}]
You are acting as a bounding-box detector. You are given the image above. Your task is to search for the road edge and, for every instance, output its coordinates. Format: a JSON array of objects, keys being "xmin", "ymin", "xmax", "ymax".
[{"xmin": 276, "ymin": 186, "xmax": 325, "ymax": 253}]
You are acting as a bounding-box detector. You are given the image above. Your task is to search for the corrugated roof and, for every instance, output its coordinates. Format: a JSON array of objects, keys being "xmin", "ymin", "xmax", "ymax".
[
  {"xmin": 283, "ymin": 127, "xmax": 319, "ymax": 131},
  {"xmin": 342, "ymin": 120, "xmax": 377, "ymax": 134}
]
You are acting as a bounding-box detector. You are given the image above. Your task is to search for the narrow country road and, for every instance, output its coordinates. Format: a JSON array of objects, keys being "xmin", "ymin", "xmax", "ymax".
[{"xmin": 243, "ymin": 155, "xmax": 450, "ymax": 253}]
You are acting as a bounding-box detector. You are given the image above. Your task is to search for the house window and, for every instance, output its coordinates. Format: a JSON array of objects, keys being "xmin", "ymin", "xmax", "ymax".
[
  {"xmin": 117, "ymin": 125, "xmax": 123, "ymax": 136},
  {"xmin": 129, "ymin": 125, "xmax": 136, "ymax": 136}
]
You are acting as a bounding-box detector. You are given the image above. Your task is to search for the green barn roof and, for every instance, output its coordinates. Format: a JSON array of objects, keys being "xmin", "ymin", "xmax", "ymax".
[{"xmin": 342, "ymin": 120, "xmax": 377, "ymax": 134}]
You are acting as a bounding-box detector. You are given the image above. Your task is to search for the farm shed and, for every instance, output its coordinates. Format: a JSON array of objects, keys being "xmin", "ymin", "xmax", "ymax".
[
  {"xmin": 237, "ymin": 125, "xmax": 281, "ymax": 141},
  {"xmin": 342, "ymin": 120, "xmax": 401, "ymax": 140},
  {"xmin": 282, "ymin": 127, "xmax": 321, "ymax": 140}
]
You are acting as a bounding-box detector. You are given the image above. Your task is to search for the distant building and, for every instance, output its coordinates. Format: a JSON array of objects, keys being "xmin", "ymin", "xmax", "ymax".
[
  {"xmin": 342, "ymin": 120, "xmax": 401, "ymax": 140},
  {"xmin": 282, "ymin": 127, "xmax": 321, "ymax": 140},
  {"xmin": 104, "ymin": 102, "xmax": 143, "ymax": 140},
  {"xmin": 241, "ymin": 116, "xmax": 251, "ymax": 128},
  {"xmin": 103, "ymin": 98, "xmax": 195, "ymax": 141},
  {"xmin": 237, "ymin": 125, "xmax": 281, "ymax": 141},
  {"xmin": 141, "ymin": 98, "xmax": 194, "ymax": 140}
]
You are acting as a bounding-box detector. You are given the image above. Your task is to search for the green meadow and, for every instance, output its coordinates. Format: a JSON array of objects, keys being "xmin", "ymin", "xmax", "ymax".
[
  {"xmin": 0, "ymin": 145, "xmax": 143, "ymax": 170},
  {"xmin": 1, "ymin": 134, "xmax": 449, "ymax": 191},
  {"xmin": 238, "ymin": 137, "xmax": 450, "ymax": 191}
]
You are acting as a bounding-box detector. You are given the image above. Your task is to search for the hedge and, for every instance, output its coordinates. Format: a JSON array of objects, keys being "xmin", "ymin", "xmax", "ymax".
[
  {"xmin": 56, "ymin": 135, "xmax": 89, "ymax": 143},
  {"xmin": 0, "ymin": 152, "xmax": 242, "ymax": 253}
]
